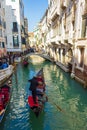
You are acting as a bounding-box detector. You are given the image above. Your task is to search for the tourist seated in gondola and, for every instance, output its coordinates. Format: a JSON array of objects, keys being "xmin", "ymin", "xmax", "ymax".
[
  {"xmin": 36, "ymin": 81, "xmax": 44, "ymax": 96},
  {"xmin": 36, "ymin": 81, "xmax": 48, "ymax": 102},
  {"xmin": 35, "ymin": 74, "xmax": 48, "ymax": 102},
  {"xmin": 2, "ymin": 61, "xmax": 8, "ymax": 69}
]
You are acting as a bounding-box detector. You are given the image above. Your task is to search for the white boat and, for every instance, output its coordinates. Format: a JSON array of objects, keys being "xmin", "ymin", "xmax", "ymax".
[{"xmin": 0, "ymin": 65, "xmax": 14, "ymax": 86}]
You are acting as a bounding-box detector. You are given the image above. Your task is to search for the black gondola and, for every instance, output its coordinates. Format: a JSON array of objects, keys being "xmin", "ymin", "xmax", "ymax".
[
  {"xmin": 28, "ymin": 68, "xmax": 48, "ymax": 117},
  {"xmin": 22, "ymin": 57, "xmax": 29, "ymax": 67}
]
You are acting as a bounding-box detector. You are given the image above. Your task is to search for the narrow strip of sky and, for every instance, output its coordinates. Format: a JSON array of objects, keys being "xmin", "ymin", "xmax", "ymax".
[{"xmin": 23, "ymin": 0, "xmax": 48, "ymax": 32}]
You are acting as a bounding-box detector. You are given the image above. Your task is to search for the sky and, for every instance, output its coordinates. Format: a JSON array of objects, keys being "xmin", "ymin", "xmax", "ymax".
[{"xmin": 23, "ymin": 0, "xmax": 48, "ymax": 32}]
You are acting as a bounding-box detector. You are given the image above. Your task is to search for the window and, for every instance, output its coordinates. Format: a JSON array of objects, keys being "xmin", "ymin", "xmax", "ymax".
[
  {"xmin": 13, "ymin": 22, "xmax": 17, "ymax": 28},
  {"xmin": 13, "ymin": 22, "xmax": 18, "ymax": 32},
  {"xmin": 22, "ymin": 37, "xmax": 26, "ymax": 44},
  {"xmin": 13, "ymin": 35, "xmax": 19, "ymax": 47},
  {"xmin": 5, "ymin": 36, "xmax": 7, "ymax": 45},
  {"xmin": 12, "ymin": 9, "xmax": 16, "ymax": 16},
  {"xmin": 79, "ymin": 48, "xmax": 84, "ymax": 67},
  {"xmin": 2, "ymin": 42, "xmax": 5, "ymax": 48},
  {"xmin": 81, "ymin": 18, "xmax": 87, "ymax": 38},
  {"xmin": 82, "ymin": 1, "xmax": 87, "ymax": 38}
]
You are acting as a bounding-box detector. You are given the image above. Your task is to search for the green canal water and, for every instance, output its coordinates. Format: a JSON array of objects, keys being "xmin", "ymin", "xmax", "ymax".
[{"xmin": 0, "ymin": 60, "xmax": 87, "ymax": 130}]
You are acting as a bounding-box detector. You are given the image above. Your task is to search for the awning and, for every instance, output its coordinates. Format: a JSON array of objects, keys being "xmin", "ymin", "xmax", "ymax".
[{"xmin": 7, "ymin": 48, "xmax": 22, "ymax": 52}]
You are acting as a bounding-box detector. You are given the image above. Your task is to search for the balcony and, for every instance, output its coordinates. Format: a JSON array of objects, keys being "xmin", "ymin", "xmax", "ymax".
[
  {"xmin": 61, "ymin": 0, "xmax": 67, "ymax": 9},
  {"xmin": 51, "ymin": 5, "xmax": 60, "ymax": 21},
  {"xmin": 12, "ymin": 28, "xmax": 18, "ymax": 33}
]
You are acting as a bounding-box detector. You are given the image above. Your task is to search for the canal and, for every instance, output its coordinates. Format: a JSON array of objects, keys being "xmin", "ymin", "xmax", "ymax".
[{"xmin": 0, "ymin": 59, "xmax": 87, "ymax": 130}]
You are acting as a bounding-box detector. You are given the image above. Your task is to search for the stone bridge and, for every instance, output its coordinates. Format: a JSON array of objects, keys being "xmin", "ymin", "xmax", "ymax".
[{"xmin": 23, "ymin": 52, "xmax": 53, "ymax": 62}]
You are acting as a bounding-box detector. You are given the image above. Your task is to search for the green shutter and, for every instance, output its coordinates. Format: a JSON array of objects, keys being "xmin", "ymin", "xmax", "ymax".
[{"xmin": 81, "ymin": 19, "xmax": 86, "ymax": 38}]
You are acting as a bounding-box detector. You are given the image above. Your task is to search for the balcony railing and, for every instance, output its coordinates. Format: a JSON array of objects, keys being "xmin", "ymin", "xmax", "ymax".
[{"xmin": 12, "ymin": 28, "xmax": 18, "ymax": 33}]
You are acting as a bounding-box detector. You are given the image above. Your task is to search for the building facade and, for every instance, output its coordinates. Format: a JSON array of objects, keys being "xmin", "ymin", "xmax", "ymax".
[
  {"xmin": 36, "ymin": 0, "xmax": 87, "ymax": 87},
  {"xmin": 0, "ymin": 0, "xmax": 6, "ymax": 57},
  {"xmin": 5, "ymin": 0, "xmax": 26, "ymax": 54},
  {"xmin": 40, "ymin": 10, "xmax": 48, "ymax": 52},
  {"xmin": 33, "ymin": 25, "xmax": 42, "ymax": 50},
  {"xmin": 28, "ymin": 32, "xmax": 34, "ymax": 47}
]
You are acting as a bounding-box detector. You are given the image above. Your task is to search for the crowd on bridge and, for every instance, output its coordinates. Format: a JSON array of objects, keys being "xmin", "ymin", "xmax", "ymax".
[
  {"xmin": 0, "ymin": 47, "xmax": 37, "ymax": 68},
  {"xmin": 0, "ymin": 45, "xmax": 46, "ymax": 71}
]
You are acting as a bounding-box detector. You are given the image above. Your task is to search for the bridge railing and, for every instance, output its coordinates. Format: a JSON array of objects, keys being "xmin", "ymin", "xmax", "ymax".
[{"xmin": 24, "ymin": 52, "xmax": 54, "ymax": 62}]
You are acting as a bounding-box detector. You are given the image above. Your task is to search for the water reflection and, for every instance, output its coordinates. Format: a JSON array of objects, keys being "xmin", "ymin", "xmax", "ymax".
[
  {"xmin": 43, "ymin": 62, "xmax": 87, "ymax": 130},
  {"xmin": 0, "ymin": 61, "xmax": 87, "ymax": 130}
]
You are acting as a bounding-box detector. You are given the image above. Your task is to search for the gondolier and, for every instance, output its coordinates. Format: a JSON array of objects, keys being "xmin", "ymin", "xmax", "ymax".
[{"xmin": 28, "ymin": 77, "xmax": 39, "ymax": 104}]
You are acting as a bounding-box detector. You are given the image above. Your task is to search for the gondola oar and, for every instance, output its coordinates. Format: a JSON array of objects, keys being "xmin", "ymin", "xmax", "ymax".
[
  {"xmin": 53, "ymin": 102, "xmax": 64, "ymax": 112},
  {"xmin": 48, "ymin": 99, "xmax": 80, "ymax": 122},
  {"xmin": 48, "ymin": 98, "xmax": 64, "ymax": 113}
]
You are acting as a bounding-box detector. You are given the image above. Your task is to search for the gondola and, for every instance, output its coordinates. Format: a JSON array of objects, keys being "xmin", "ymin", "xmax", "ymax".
[
  {"xmin": 28, "ymin": 68, "xmax": 48, "ymax": 117},
  {"xmin": 0, "ymin": 79, "xmax": 12, "ymax": 123},
  {"xmin": 23, "ymin": 60, "xmax": 28, "ymax": 67},
  {"xmin": 22, "ymin": 57, "xmax": 29, "ymax": 67}
]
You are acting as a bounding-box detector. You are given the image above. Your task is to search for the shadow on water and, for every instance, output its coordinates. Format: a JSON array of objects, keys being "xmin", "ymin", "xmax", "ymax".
[{"xmin": 28, "ymin": 108, "xmax": 45, "ymax": 130}]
